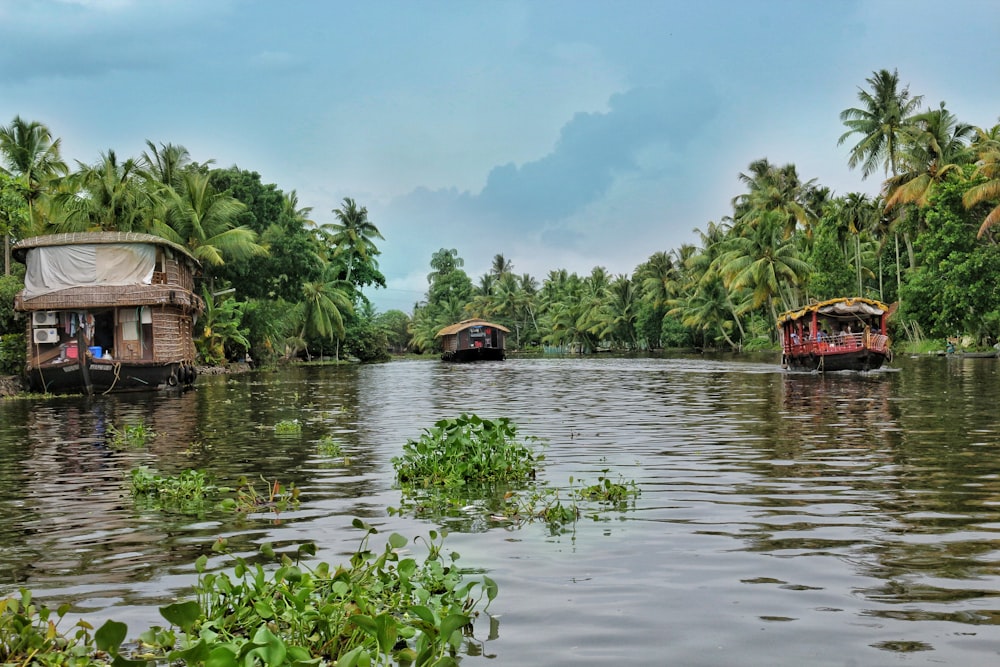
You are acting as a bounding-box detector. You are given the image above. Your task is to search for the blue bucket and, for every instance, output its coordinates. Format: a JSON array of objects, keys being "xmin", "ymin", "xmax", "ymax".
[{"xmin": 88, "ymin": 346, "xmax": 102, "ymax": 358}]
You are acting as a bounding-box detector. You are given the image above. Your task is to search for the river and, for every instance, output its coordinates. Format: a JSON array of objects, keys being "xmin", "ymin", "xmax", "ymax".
[{"xmin": 1, "ymin": 354, "xmax": 999, "ymax": 666}]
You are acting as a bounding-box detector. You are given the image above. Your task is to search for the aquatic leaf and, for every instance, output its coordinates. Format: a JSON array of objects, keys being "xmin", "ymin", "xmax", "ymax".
[
  {"xmin": 439, "ymin": 613, "xmax": 470, "ymax": 641},
  {"xmin": 168, "ymin": 638, "xmax": 211, "ymax": 664},
  {"xmin": 94, "ymin": 619, "xmax": 128, "ymax": 653},
  {"xmin": 204, "ymin": 644, "xmax": 239, "ymax": 667},
  {"xmin": 246, "ymin": 625, "xmax": 287, "ymax": 667},
  {"xmin": 254, "ymin": 600, "xmax": 275, "ymax": 619},
  {"xmin": 159, "ymin": 600, "xmax": 201, "ymax": 632},
  {"xmin": 335, "ymin": 646, "xmax": 371, "ymax": 667}
]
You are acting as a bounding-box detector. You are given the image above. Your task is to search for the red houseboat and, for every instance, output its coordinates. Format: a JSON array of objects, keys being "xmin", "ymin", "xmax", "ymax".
[{"xmin": 777, "ymin": 297, "xmax": 892, "ymax": 372}]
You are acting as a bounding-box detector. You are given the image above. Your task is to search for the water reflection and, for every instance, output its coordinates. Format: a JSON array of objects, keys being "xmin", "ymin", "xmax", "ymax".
[{"xmin": 1, "ymin": 355, "xmax": 999, "ymax": 665}]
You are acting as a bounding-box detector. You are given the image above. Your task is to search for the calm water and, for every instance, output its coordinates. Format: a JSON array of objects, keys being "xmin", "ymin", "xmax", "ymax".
[{"xmin": 1, "ymin": 354, "xmax": 999, "ymax": 666}]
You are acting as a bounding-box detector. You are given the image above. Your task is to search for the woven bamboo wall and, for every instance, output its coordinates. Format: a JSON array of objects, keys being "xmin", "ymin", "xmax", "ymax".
[
  {"xmin": 150, "ymin": 307, "xmax": 195, "ymax": 363},
  {"xmin": 16, "ymin": 284, "xmax": 204, "ymax": 313}
]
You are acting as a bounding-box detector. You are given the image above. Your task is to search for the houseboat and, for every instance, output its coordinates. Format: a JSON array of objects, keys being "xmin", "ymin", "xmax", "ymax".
[
  {"xmin": 436, "ymin": 319, "xmax": 509, "ymax": 361},
  {"xmin": 777, "ymin": 297, "xmax": 892, "ymax": 372},
  {"xmin": 13, "ymin": 232, "xmax": 203, "ymax": 394}
]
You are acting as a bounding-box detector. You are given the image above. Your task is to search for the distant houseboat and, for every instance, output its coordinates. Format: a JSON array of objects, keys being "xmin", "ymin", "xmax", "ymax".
[
  {"xmin": 436, "ymin": 319, "xmax": 509, "ymax": 361},
  {"xmin": 13, "ymin": 232, "xmax": 203, "ymax": 393},
  {"xmin": 777, "ymin": 297, "xmax": 892, "ymax": 372}
]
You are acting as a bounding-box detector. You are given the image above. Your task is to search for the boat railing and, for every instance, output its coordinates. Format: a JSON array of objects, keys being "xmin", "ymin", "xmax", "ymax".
[{"xmin": 783, "ymin": 331, "xmax": 890, "ymax": 354}]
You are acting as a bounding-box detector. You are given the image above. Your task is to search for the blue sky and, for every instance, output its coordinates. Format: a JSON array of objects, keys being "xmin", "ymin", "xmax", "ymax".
[{"xmin": 2, "ymin": 0, "xmax": 997, "ymax": 313}]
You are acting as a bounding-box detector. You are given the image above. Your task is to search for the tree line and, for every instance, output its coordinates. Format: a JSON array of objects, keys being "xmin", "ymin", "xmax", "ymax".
[
  {"xmin": 0, "ymin": 132, "xmax": 391, "ymax": 365},
  {"xmin": 3, "ymin": 68, "xmax": 1000, "ymax": 363},
  {"xmin": 407, "ymin": 69, "xmax": 1000, "ymax": 353}
]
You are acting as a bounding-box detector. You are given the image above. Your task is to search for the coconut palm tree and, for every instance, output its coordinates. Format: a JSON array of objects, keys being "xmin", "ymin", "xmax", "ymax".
[
  {"xmin": 884, "ymin": 102, "xmax": 975, "ymax": 210},
  {"xmin": 282, "ymin": 190, "xmax": 315, "ymax": 228},
  {"xmin": 638, "ymin": 250, "xmax": 681, "ymax": 310},
  {"xmin": 716, "ymin": 211, "xmax": 812, "ymax": 329},
  {"xmin": 52, "ymin": 150, "xmax": 155, "ymax": 233},
  {"xmin": 296, "ymin": 275, "xmax": 354, "ymax": 360},
  {"xmin": 839, "ymin": 68, "xmax": 923, "ymax": 273},
  {"xmin": 490, "ymin": 253, "xmax": 513, "ymax": 278},
  {"xmin": 732, "ymin": 159, "xmax": 818, "ymax": 237},
  {"xmin": 140, "ymin": 141, "xmax": 197, "ymax": 189},
  {"xmin": 839, "ymin": 69, "xmax": 924, "ymax": 179},
  {"xmin": 326, "ymin": 197, "xmax": 383, "ymax": 286},
  {"xmin": 154, "ymin": 170, "xmax": 264, "ymax": 268},
  {"xmin": 963, "ymin": 123, "xmax": 1000, "ymax": 238},
  {"xmin": 840, "ymin": 192, "xmax": 878, "ymax": 296},
  {"xmin": 605, "ymin": 274, "xmax": 640, "ymax": 348},
  {"xmin": 0, "ymin": 116, "xmax": 68, "ymax": 272}
]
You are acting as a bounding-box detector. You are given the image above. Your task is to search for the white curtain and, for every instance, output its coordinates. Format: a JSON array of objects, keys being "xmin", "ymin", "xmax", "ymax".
[{"xmin": 22, "ymin": 244, "xmax": 156, "ymax": 298}]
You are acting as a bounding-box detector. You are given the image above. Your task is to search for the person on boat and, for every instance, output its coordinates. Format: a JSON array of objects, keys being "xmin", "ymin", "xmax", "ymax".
[{"xmin": 790, "ymin": 330, "xmax": 800, "ymax": 345}]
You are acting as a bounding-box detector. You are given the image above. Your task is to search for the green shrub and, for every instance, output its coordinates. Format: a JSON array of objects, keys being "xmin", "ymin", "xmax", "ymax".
[{"xmin": 0, "ymin": 333, "xmax": 24, "ymax": 376}]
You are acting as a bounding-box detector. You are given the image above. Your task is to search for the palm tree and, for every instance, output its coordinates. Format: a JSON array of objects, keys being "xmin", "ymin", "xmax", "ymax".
[
  {"xmin": 884, "ymin": 102, "xmax": 975, "ymax": 210},
  {"xmin": 732, "ymin": 159, "xmax": 818, "ymax": 237},
  {"xmin": 638, "ymin": 250, "xmax": 681, "ymax": 309},
  {"xmin": 282, "ymin": 190, "xmax": 315, "ymax": 228},
  {"xmin": 839, "ymin": 69, "xmax": 924, "ymax": 179},
  {"xmin": 840, "ymin": 192, "xmax": 878, "ymax": 296},
  {"xmin": 965, "ymin": 123, "xmax": 1000, "ymax": 237},
  {"xmin": 296, "ymin": 275, "xmax": 354, "ymax": 360},
  {"xmin": 606, "ymin": 274, "xmax": 640, "ymax": 348},
  {"xmin": 141, "ymin": 141, "xmax": 197, "ymax": 188},
  {"xmin": 326, "ymin": 197, "xmax": 383, "ymax": 286},
  {"xmin": 0, "ymin": 116, "xmax": 68, "ymax": 272},
  {"xmin": 716, "ymin": 211, "xmax": 812, "ymax": 330},
  {"xmin": 52, "ymin": 150, "xmax": 155, "ymax": 233},
  {"xmin": 490, "ymin": 253, "xmax": 513, "ymax": 278},
  {"xmin": 839, "ymin": 68, "xmax": 923, "ymax": 273},
  {"xmin": 154, "ymin": 170, "xmax": 264, "ymax": 268}
]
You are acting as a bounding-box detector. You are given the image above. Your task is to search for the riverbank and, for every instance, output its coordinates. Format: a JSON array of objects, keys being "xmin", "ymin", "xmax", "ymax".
[{"xmin": 0, "ymin": 375, "xmax": 24, "ymax": 397}]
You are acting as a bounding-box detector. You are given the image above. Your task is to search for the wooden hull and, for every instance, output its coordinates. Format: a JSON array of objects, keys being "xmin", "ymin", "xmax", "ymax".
[
  {"xmin": 26, "ymin": 358, "xmax": 197, "ymax": 394},
  {"xmin": 441, "ymin": 348, "xmax": 506, "ymax": 362},
  {"xmin": 783, "ymin": 347, "xmax": 888, "ymax": 372}
]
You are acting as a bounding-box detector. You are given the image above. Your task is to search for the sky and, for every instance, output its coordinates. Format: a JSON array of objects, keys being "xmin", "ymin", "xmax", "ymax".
[{"xmin": 1, "ymin": 0, "xmax": 998, "ymax": 314}]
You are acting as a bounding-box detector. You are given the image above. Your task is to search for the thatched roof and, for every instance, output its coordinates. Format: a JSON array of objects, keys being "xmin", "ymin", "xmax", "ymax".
[
  {"xmin": 13, "ymin": 232, "xmax": 199, "ymax": 266},
  {"xmin": 777, "ymin": 297, "xmax": 889, "ymax": 325},
  {"xmin": 435, "ymin": 319, "xmax": 510, "ymax": 337}
]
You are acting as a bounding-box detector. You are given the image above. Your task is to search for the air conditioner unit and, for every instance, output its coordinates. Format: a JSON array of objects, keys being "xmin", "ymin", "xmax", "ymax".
[
  {"xmin": 33, "ymin": 328, "xmax": 59, "ymax": 344},
  {"xmin": 32, "ymin": 311, "xmax": 59, "ymax": 326}
]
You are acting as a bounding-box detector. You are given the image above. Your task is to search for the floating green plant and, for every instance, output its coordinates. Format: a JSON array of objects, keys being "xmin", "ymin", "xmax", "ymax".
[
  {"xmin": 393, "ymin": 413, "xmax": 542, "ymax": 488},
  {"xmin": 128, "ymin": 466, "xmax": 226, "ymax": 514},
  {"xmin": 274, "ymin": 419, "xmax": 302, "ymax": 434},
  {"xmin": 218, "ymin": 475, "xmax": 300, "ymax": 515},
  {"xmin": 107, "ymin": 420, "xmax": 156, "ymax": 449},
  {"xmin": 317, "ymin": 435, "xmax": 343, "ymax": 456},
  {"xmin": 574, "ymin": 470, "xmax": 641, "ymax": 508},
  {"xmin": 0, "ymin": 522, "xmax": 496, "ymax": 666}
]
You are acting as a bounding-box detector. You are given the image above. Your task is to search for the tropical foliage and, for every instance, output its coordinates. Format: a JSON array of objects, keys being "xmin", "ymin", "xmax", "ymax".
[
  {"xmin": 3, "ymin": 68, "xmax": 1000, "ymax": 357},
  {"xmin": 0, "ymin": 127, "xmax": 389, "ymax": 365},
  {"xmin": 403, "ymin": 70, "xmax": 1000, "ymax": 352}
]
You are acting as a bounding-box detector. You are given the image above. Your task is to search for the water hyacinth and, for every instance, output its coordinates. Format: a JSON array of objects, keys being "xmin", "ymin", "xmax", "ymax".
[{"xmin": 392, "ymin": 413, "xmax": 542, "ymax": 488}]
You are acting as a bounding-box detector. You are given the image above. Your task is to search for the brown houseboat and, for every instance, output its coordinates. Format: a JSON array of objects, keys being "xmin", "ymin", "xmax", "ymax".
[
  {"xmin": 436, "ymin": 319, "xmax": 509, "ymax": 361},
  {"xmin": 13, "ymin": 232, "xmax": 203, "ymax": 393},
  {"xmin": 777, "ymin": 297, "xmax": 892, "ymax": 372}
]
